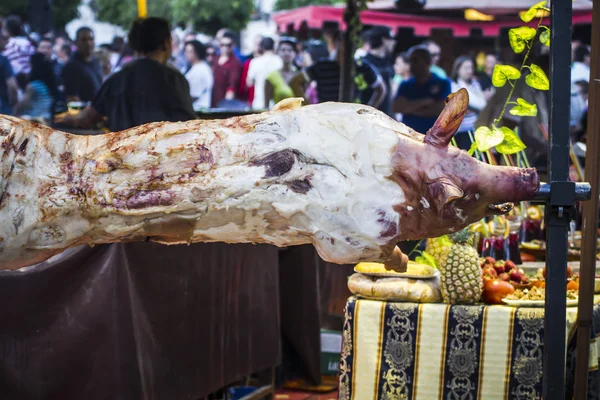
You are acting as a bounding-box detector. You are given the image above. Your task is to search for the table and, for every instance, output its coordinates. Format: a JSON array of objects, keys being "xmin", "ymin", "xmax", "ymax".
[
  {"xmin": 338, "ymin": 297, "xmax": 600, "ymax": 400},
  {"xmin": 0, "ymin": 242, "xmax": 280, "ymax": 400}
]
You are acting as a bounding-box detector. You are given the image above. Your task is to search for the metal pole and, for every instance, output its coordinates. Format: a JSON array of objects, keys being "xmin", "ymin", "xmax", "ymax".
[
  {"xmin": 543, "ymin": 0, "xmax": 573, "ymax": 398},
  {"xmin": 574, "ymin": 0, "xmax": 600, "ymax": 397}
]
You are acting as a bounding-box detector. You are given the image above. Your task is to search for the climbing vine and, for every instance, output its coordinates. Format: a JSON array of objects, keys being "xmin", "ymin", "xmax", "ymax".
[{"xmin": 470, "ymin": 0, "xmax": 551, "ymax": 156}]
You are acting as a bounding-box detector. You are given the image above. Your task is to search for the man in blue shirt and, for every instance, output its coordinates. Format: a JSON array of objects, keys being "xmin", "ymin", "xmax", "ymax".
[{"xmin": 393, "ymin": 45, "xmax": 451, "ymax": 133}]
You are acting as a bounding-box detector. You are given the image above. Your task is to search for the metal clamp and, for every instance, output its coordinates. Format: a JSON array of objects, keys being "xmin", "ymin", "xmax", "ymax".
[{"xmin": 533, "ymin": 182, "xmax": 591, "ymax": 202}]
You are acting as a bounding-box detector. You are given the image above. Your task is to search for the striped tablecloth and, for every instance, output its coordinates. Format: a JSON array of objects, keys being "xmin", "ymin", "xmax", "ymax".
[{"xmin": 338, "ymin": 297, "xmax": 600, "ymax": 400}]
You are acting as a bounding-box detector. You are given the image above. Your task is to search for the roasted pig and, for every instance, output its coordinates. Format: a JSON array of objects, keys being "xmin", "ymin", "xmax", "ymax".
[{"xmin": 0, "ymin": 90, "xmax": 539, "ymax": 270}]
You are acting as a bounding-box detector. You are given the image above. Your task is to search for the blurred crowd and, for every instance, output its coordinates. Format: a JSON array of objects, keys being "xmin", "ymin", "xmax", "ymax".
[{"xmin": 0, "ymin": 14, "xmax": 591, "ymax": 169}]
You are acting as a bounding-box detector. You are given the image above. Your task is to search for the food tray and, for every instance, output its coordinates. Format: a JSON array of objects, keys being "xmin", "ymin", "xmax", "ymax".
[{"xmin": 502, "ymin": 298, "xmax": 578, "ymax": 307}]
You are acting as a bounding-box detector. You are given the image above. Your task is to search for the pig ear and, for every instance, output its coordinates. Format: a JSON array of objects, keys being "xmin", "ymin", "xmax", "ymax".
[
  {"xmin": 424, "ymin": 88, "xmax": 469, "ymax": 148},
  {"xmin": 427, "ymin": 179, "xmax": 464, "ymax": 213}
]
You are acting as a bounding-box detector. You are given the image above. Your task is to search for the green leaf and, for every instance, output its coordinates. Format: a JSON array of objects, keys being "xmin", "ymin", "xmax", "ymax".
[
  {"xmin": 495, "ymin": 127, "xmax": 527, "ymax": 154},
  {"xmin": 467, "ymin": 141, "xmax": 479, "ymax": 156},
  {"xmin": 415, "ymin": 252, "xmax": 438, "ymax": 269},
  {"xmin": 525, "ymin": 64, "xmax": 550, "ymax": 90},
  {"xmin": 520, "ymin": 0, "xmax": 547, "ymax": 23},
  {"xmin": 540, "ymin": 29, "xmax": 551, "ymax": 46},
  {"xmin": 508, "ymin": 27, "xmax": 537, "ymax": 54},
  {"xmin": 509, "ymin": 98, "xmax": 538, "ymax": 117},
  {"xmin": 475, "ymin": 126, "xmax": 505, "ymax": 151},
  {"xmin": 491, "ymin": 64, "xmax": 521, "ymax": 87}
]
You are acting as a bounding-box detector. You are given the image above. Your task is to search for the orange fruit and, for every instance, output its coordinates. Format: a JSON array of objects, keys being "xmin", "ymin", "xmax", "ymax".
[{"xmin": 567, "ymin": 280, "xmax": 579, "ymax": 291}]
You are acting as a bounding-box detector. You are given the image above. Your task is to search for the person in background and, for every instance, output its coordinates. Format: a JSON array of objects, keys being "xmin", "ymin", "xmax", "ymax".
[
  {"xmin": 294, "ymin": 40, "xmax": 305, "ymax": 68},
  {"xmin": 391, "ymin": 52, "xmax": 410, "ymax": 96},
  {"xmin": 37, "ymin": 37, "xmax": 53, "ymax": 61},
  {"xmin": 170, "ymin": 33, "xmax": 188, "ymax": 73},
  {"xmin": 2, "ymin": 15, "xmax": 35, "ymax": 75},
  {"xmin": 94, "ymin": 49, "xmax": 113, "ymax": 80},
  {"xmin": 300, "ymin": 40, "xmax": 329, "ymax": 104},
  {"xmin": 290, "ymin": 34, "xmax": 386, "ymax": 107},
  {"xmin": 110, "ymin": 36, "xmax": 124, "ymax": 69},
  {"xmin": 184, "ymin": 40, "xmax": 213, "ymax": 110},
  {"xmin": 53, "ymin": 42, "xmax": 71, "ymax": 81},
  {"xmin": 391, "ymin": 52, "xmax": 410, "ymax": 122},
  {"xmin": 478, "ymin": 53, "xmax": 497, "ymax": 91},
  {"xmin": 14, "ymin": 53, "xmax": 58, "ymax": 120},
  {"xmin": 211, "ymin": 32, "xmax": 242, "ymax": 108},
  {"xmin": 205, "ymin": 45, "xmax": 216, "ymax": 66},
  {"xmin": 184, "ymin": 31, "xmax": 198, "ymax": 44},
  {"xmin": 354, "ymin": 30, "xmax": 371, "ymax": 60},
  {"xmin": 422, "ymin": 39, "xmax": 447, "ymax": 79},
  {"xmin": 246, "ymin": 37, "xmax": 282, "ymax": 110},
  {"xmin": 61, "ymin": 26, "xmax": 102, "ymax": 102},
  {"xmin": 571, "ymin": 44, "xmax": 590, "ymax": 84},
  {"xmin": 114, "ymin": 44, "xmax": 134, "ymax": 72},
  {"xmin": 215, "ymin": 28, "xmax": 245, "ymax": 62},
  {"xmin": 52, "ymin": 35, "xmax": 70, "ymax": 78},
  {"xmin": 0, "ymin": 30, "xmax": 8, "ymax": 52},
  {"xmin": 58, "ymin": 17, "xmax": 196, "ymax": 132},
  {"xmin": 571, "ymin": 79, "xmax": 587, "ymax": 137},
  {"xmin": 360, "ymin": 26, "xmax": 395, "ymax": 115},
  {"xmin": 450, "ymin": 56, "xmax": 491, "ymax": 150},
  {"xmin": 393, "ymin": 45, "xmax": 451, "ymax": 133},
  {"xmin": 265, "ymin": 37, "xmax": 297, "ymax": 108},
  {"xmin": 322, "ymin": 23, "xmax": 339, "ymax": 59},
  {"xmin": 53, "ymin": 35, "xmax": 70, "ymax": 56},
  {"xmin": 0, "ymin": 53, "xmax": 18, "ymax": 115},
  {"xmin": 239, "ymin": 35, "xmax": 263, "ymax": 105}
]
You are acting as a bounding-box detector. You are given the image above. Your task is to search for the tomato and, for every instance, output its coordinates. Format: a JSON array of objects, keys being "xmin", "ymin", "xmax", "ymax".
[{"xmin": 481, "ymin": 279, "xmax": 515, "ymax": 305}]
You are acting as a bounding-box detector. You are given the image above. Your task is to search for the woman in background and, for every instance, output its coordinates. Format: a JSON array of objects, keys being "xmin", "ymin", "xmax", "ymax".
[
  {"xmin": 450, "ymin": 56, "xmax": 491, "ymax": 150},
  {"xmin": 264, "ymin": 37, "xmax": 297, "ymax": 108},
  {"xmin": 184, "ymin": 40, "xmax": 213, "ymax": 110},
  {"xmin": 14, "ymin": 52, "xmax": 58, "ymax": 121}
]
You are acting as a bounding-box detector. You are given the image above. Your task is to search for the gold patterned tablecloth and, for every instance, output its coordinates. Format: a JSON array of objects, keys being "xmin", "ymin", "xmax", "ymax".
[{"xmin": 338, "ymin": 296, "xmax": 600, "ymax": 400}]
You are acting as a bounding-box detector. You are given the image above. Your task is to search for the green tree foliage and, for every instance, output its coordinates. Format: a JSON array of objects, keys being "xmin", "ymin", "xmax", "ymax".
[
  {"xmin": 0, "ymin": 0, "xmax": 80, "ymax": 33},
  {"xmin": 52, "ymin": 0, "xmax": 81, "ymax": 32},
  {"xmin": 93, "ymin": 0, "xmax": 173, "ymax": 31},
  {"xmin": 93, "ymin": 0, "xmax": 254, "ymax": 35},
  {"xmin": 274, "ymin": 0, "xmax": 341, "ymax": 12}
]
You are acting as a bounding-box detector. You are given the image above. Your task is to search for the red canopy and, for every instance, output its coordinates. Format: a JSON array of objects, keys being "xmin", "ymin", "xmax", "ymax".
[{"xmin": 272, "ymin": 6, "xmax": 592, "ymax": 37}]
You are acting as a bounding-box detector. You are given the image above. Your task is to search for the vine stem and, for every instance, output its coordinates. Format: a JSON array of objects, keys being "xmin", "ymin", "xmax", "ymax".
[{"xmin": 493, "ymin": 13, "xmax": 547, "ymax": 126}]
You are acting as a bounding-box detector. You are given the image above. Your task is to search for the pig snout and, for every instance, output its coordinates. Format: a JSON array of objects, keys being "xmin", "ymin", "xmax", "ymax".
[{"xmin": 481, "ymin": 166, "xmax": 540, "ymax": 205}]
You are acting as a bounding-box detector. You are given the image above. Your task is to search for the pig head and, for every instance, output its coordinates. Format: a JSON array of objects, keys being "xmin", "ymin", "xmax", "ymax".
[{"xmin": 391, "ymin": 89, "xmax": 539, "ymax": 240}]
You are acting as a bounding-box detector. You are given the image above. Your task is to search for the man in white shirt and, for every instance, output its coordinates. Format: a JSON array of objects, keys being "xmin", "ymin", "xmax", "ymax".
[
  {"xmin": 571, "ymin": 44, "xmax": 590, "ymax": 84},
  {"xmin": 246, "ymin": 37, "xmax": 282, "ymax": 110}
]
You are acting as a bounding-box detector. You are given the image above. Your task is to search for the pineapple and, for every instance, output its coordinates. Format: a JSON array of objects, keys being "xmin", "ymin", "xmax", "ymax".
[
  {"xmin": 439, "ymin": 230, "xmax": 483, "ymax": 304},
  {"xmin": 425, "ymin": 235, "xmax": 453, "ymax": 269}
]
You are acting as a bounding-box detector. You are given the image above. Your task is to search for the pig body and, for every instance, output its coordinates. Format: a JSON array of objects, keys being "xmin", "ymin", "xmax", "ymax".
[{"xmin": 0, "ymin": 92, "xmax": 539, "ymax": 270}]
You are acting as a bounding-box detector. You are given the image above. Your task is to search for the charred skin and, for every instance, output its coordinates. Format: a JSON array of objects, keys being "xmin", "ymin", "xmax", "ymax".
[{"xmin": 0, "ymin": 91, "xmax": 538, "ymax": 271}]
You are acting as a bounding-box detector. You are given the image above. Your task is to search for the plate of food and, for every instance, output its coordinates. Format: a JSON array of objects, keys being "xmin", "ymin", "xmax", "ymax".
[
  {"xmin": 501, "ymin": 286, "xmax": 579, "ymax": 307},
  {"xmin": 354, "ymin": 261, "xmax": 439, "ymax": 280}
]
